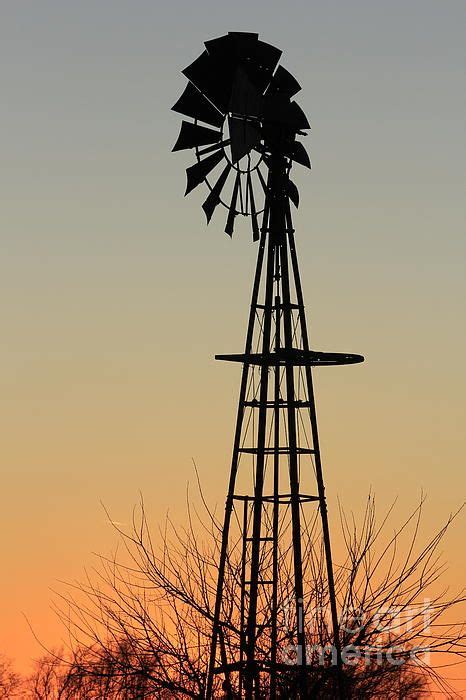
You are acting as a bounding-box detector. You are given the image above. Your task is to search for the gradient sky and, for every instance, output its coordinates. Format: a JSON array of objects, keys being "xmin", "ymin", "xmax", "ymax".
[{"xmin": 1, "ymin": 0, "xmax": 465, "ymax": 688}]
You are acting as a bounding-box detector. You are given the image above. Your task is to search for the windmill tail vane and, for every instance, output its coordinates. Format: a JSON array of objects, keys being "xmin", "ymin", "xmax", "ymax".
[{"xmin": 172, "ymin": 31, "xmax": 364, "ymax": 699}]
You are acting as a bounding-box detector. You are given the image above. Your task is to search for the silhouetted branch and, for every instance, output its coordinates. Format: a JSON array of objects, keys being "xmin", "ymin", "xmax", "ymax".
[{"xmin": 25, "ymin": 491, "xmax": 465, "ymax": 698}]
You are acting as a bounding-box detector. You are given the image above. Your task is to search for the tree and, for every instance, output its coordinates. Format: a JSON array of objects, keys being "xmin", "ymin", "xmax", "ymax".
[
  {"xmin": 0, "ymin": 654, "xmax": 22, "ymax": 698},
  {"xmin": 26, "ymin": 645, "xmax": 159, "ymax": 699},
  {"xmin": 35, "ymin": 493, "xmax": 464, "ymax": 698},
  {"xmin": 26, "ymin": 652, "xmax": 70, "ymax": 699}
]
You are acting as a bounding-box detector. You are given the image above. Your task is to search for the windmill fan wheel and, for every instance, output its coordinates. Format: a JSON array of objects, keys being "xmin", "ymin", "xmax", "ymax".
[{"xmin": 172, "ymin": 31, "xmax": 311, "ymax": 241}]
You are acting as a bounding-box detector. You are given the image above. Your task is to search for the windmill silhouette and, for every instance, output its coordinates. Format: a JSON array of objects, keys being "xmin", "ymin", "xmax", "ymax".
[{"xmin": 172, "ymin": 31, "xmax": 364, "ymax": 699}]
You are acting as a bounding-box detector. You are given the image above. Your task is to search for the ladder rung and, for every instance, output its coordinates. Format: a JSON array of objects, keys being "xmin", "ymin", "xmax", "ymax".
[
  {"xmin": 245, "ymin": 536, "xmax": 274, "ymax": 542},
  {"xmin": 238, "ymin": 447, "xmax": 315, "ymax": 455},
  {"xmin": 245, "ymin": 580, "xmax": 274, "ymax": 585},
  {"xmin": 255, "ymin": 302, "xmax": 300, "ymax": 311},
  {"xmin": 261, "ymin": 494, "xmax": 319, "ymax": 504},
  {"xmin": 232, "ymin": 493, "xmax": 319, "ymax": 504},
  {"xmin": 244, "ymin": 399, "xmax": 312, "ymax": 408}
]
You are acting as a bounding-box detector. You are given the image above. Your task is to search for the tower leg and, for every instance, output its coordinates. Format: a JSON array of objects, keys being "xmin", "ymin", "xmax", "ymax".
[
  {"xmin": 244, "ymin": 232, "xmax": 276, "ymax": 699},
  {"xmin": 286, "ymin": 210, "xmax": 345, "ymax": 698},
  {"xmin": 279, "ymin": 231, "xmax": 308, "ymax": 698},
  {"xmin": 205, "ymin": 227, "xmax": 268, "ymax": 699}
]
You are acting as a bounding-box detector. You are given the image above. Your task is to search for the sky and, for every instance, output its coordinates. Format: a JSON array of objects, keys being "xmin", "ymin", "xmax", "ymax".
[{"xmin": 1, "ymin": 0, "xmax": 465, "ymax": 688}]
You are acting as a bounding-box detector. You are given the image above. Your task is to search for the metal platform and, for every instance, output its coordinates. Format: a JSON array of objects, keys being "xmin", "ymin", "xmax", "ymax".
[{"xmin": 216, "ymin": 348, "xmax": 364, "ymax": 366}]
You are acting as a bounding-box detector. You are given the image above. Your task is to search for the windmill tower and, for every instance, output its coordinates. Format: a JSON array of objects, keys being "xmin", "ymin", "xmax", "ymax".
[{"xmin": 172, "ymin": 32, "xmax": 363, "ymax": 699}]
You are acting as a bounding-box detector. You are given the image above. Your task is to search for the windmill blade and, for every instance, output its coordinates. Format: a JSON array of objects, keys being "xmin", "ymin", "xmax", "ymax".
[
  {"xmin": 224, "ymin": 171, "xmax": 241, "ymax": 237},
  {"xmin": 262, "ymin": 95, "xmax": 310, "ymax": 130},
  {"xmin": 244, "ymin": 39, "xmax": 282, "ymax": 93},
  {"xmin": 171, "ymin": 82, "xmax": 224, "ymax": 127},
  {"xmin": 254, "ymin": 40, "xmax": 282, "ymax": 74},
  {"xmin": 173, "ymin": 121, "xmax": 222, "ymax": 152},
  {"xmin": 204, "ymin": 32, "xmax": 236, "ymax": 60},
  {"xmin": 202, "ymin": 164, "xmax": 231, "ymax": 223},
  {"xmin": 243, "ymin": 35, "xmax": 281, "ymax": 88},
  {"xmin": 287, "ymin": 178, "xmax": 299, "ymax": 208},
  {"xmin": 256, "ymin": 163, "xmax": 269, "ymax": 195},
  {"xmin": 229, "ymin": 66, "xmax": 262, "ymax": 118},
  {"xmin": 266, "ymin": 65, "xmax": 301, "ymax": 98},
  {"xmin": 247, "ymin": 171, "xmax": 260, "ymax": 242},
  {"xmin": 206, "ymin": 33, "xmax": 280, "ymax": 74},
  {"xmin": 228, "ymin": 116, "xmax": 261, "ymax": 164},
  {"xmin": 182, "ymin": 50, "xmax": 232, "ymax": 112},
  {"xmin": 197, "ymin": 139, "xmax": 230, "ymax": 157},
  {"xmin": 206, "ymin": 32, "xmax": 258, "ymax": 60},
  {"xmin": 206, "ymin": 32, "xmax": 281, "ymax": 95},
  {"xmin": 288, "ymin": 101, "xmax": 310, "ymax": 130},
  {"xmin": 185, "ymin": 149, "xmax": 224, "ymax": 195},
  {"xmin": 288, "ymin": 140, "xmax": 311, "ymax": 169}
]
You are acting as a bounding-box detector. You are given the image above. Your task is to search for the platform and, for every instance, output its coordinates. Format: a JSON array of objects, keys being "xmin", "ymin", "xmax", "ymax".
[{"xmin": 215, "ymin": 348, "xmax": 364, "ymax": 366}]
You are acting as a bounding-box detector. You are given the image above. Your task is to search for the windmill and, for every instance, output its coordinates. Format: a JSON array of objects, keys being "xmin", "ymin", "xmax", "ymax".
[{"xmin": 172, "ymin": 32, "xmax": 364, "ymax": 699}]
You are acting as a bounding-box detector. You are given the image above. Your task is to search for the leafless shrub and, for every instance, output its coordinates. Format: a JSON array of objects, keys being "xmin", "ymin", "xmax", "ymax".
[
  {"xmin": 28, "ymin": 492, "xmax": 465, "ymax": 698},
  {"xmin": 0, "ymin": 654, "xmax": 22, "ymax": 699}
]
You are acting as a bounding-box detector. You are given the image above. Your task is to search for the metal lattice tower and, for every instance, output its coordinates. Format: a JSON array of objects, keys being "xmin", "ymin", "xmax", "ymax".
[{"xmin": 172, "ymin": 32, "xmax": 364, "ymax": 699}]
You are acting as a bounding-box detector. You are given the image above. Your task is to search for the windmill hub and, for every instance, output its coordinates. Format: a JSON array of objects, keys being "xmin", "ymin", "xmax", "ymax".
[{"xmin": 221, "ymin": 114, "xmax": 263, "ymax": 173}]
